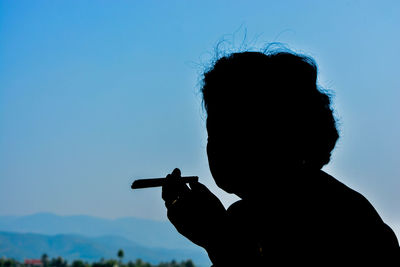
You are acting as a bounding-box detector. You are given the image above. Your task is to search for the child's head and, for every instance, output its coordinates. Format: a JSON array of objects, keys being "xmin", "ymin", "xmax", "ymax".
[{"xmin": 201, "ymin": 50, "xmax": 339, "ymax": 195}]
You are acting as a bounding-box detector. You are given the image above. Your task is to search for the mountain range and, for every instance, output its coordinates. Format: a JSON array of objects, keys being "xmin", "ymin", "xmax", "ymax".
[
  {"xmin": 0, "ymin": 213, "xmax": 198, "ymax": 249},
  {"xmin": 0, "ymin": 213, "xmax": 210, "ymax": 266}
]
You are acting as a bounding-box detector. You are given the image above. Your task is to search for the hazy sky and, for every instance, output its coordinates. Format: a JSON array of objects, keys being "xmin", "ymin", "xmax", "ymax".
[{"xmin": 1, "ymin": 0, "xmax": 399, "ymax": 236}]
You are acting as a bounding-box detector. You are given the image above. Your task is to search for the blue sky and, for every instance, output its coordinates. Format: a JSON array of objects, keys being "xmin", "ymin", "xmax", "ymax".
[{"xmin": 1, "ymin": 0, "xmax": 399, "ymax": 236}]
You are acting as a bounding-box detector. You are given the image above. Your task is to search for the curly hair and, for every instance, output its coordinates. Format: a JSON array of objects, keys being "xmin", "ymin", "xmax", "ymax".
[{"xmin": 201, "ymin": 50, "xmax": 339, "ymax": 169}]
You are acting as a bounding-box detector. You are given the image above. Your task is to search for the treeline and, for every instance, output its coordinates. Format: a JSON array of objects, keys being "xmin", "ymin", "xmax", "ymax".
[
  {"xmin": 0, "ymin": 251, "xmax": 196, "ymax": 267},
  {"xmin": 0, "ymin": 258, "xmax": 195, "ymax": 267}
]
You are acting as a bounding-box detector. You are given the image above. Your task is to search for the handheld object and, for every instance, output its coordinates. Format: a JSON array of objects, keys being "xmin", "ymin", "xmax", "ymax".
[{"xmin": 131, "ymin": 176, "xmax": 198, "ymax": 190}]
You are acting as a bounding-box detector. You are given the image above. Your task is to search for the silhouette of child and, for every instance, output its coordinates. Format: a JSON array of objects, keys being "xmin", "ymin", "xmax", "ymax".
[{"xmin": 162, "ymin": 50, "xmax": 399, "ymax": 266}]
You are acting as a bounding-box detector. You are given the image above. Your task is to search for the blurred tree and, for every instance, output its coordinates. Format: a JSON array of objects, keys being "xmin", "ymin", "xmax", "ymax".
[
  {"xmin": 135, "ymin": 259, "xmax": 143, "ymax": 267},
  {"xmin": 1, "ymin": 258, "xmax": 16, "ymax": 267},
  {"xmin": 117, "ymin": 250, "xmax": 124, "ymax": 264},
  {"xmin": 41, "ymin": 254, "xmax": 49, "ymax": 267},
  {"xmin": 183, "ymin": 260, "xmax": 195, "ymax": 267},
  {"xmin": 71, "ymin": 260, "xmax": 85, "ymax": 267},
  {"xmin": 50, "ymin": 256, "xmax": 67, "ymax": 267}
]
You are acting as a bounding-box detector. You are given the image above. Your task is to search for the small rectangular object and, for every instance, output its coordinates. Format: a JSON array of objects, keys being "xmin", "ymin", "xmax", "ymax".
[{"xmin": 131, "ymin": 176, "xmax": 199, "ymax": 190}]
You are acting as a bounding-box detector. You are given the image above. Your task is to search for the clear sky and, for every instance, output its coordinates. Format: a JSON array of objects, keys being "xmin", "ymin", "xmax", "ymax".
[{"xmin": 1, "ymin": 0, "xmax": 399, "ymax": 236}]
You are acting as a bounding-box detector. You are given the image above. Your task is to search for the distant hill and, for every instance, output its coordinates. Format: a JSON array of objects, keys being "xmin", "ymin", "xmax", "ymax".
[
  {"xmin": 0, "ymin": 231, "xmax": 210, "ymax": 266},
  {"xmin": 0, "ymin": 213, "xmax": 194, "ymax": 250}
]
